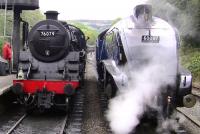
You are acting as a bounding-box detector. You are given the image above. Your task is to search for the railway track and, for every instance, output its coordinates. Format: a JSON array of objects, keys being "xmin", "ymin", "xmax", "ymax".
[
  {"xmin": 173, "ymin": 85, "xmax": 200, "ymax": 134},
  {"xmin": 4, "ymin": 89, "xmax": 84, "ymax": 134},
  {"xmin": 5, "ymin": 114, "xmax": 27, "ymax": 134},
  {"xmin": 5, "ymin": 114, "xmax": 69, "ymax": 134},
  {"xmin": 99, "ymin": 89, "xmax": 161, "ymax": 134},
  {"xmin": 65, "ymin": 89, "xmax": 84, "ymax": 134},
  {"xmin": 99, "ymin": 86, "xmax": 199, "ymax": 134},
  {"xmin": 99, "ymin": 87, "xmax": 112, "ymax": 134},
  {"xmin": 59, "ymin": 116, "xmax": 69, "ymax": 134},
  {"xmin": 5, "ymin": 114, "xmax": 68, "ymax": 134},
  {"xmin": 176, "ymin": 108, "xmax": 200, "ymax": 129},
  {"xmin": 172, "ymin": 85, "xmax": 200, "ymax": 134}
]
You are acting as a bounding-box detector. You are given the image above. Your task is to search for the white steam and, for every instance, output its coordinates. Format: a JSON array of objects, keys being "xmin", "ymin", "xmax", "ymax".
[
  {"xmin": 156, "ymin": 112, "xmax": 186, "ymax": 134},
  {"xmin": 106, "ymin": 47, "xmax": 177, "ymax": 134},
  {"xmin": 157, "ymin": 118, "xmax": 179, "ymax": 134},
  {"xmin": 148, "ymin": 0, "xmax": 199, "ymax": 40}
]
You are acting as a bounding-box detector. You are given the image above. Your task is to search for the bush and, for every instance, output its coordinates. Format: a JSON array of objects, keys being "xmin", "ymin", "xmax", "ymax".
[
  {"xmin": 0, "ymin": 38, "xmax": 3, "ymax": 55},
  {"xmin": 180, "ymin": 46, "xmax": 200, "ymax": 82},
  {"xmin": 188, "ymin": 55, "xmax": 200, "ymax": 81},
  {"xmin": 68, "ymin": 21, "xmax": 99, "ymax": 45}
]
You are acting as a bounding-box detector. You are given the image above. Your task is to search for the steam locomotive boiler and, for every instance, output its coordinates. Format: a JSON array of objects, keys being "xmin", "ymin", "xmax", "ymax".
[
  {"xmin": 96, "ymin": 4, "xmax": 196, "ymax": 117},
  {"xmin": 12, "ymin": 11, "xmax": 86, "ymax": 112}
]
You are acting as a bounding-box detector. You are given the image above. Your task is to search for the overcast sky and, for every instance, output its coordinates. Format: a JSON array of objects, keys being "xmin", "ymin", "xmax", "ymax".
[{"xmin": 39, "ymin": 0, "xmax": 148, "ymax": 20}]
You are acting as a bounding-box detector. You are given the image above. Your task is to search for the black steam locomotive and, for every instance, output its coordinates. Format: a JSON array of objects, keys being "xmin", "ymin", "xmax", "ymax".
[
  {"xmin": 96, "ymin": 4, "xmax": 196, "ymax": 118},
  {"xmin": 12, "ymin": 11, "xmax": 86, "ymax": 112}
]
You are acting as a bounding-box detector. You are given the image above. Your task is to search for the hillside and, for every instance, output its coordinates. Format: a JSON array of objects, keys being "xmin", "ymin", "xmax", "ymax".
[{"xmin": 69, "ymin": 20, "xmax": 112, "ymax": 32}]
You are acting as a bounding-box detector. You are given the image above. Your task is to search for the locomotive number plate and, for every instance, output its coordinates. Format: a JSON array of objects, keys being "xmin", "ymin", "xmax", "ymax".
[
  {"xmin": 40, "ymin": 31, "xmax": 55, "ymax": 37},
  {"xmin": 141, "ymin": 35, "xmax": 160, "ymax": 43}
]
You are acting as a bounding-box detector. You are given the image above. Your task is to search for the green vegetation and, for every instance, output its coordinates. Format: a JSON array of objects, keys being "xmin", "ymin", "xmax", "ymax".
[
  {"xmin": 0, "ymin": 9, "xmax": 44, "ymax": 54},
  {"xmin": 0, "ymin": 10, "xmax": 14, "ymax": 55},
  {"xmin": 0, "ymin": 39, "xmax": 4, "ymax": 54},
  {"xmin": 69, "ymin": 21, "xmax": 99, "ymax": 45},
  {"xmin": 21, "ymin": 10, "xmax": 45, "ymax": 26},
  {"xmin": 169, "ymin": 0, "xmax": 200, "ymax": 83},
  {"xmin": 111, "ymin": 17, "xmax": 121, "ymax": 26},
  {"xmin": 0, "ymin": 9, "xmax": 99, "ymax": 50},
  {"xmin": 148, "ymin": 0, "xmax": 200, "ymax": 45},
  {"xmin": 0, "ymin": 9, "xmax": 99, "ymax": 52},
  {"xmin": 180, "ymin": 46, "xmax": 200, "ymax": 82}
]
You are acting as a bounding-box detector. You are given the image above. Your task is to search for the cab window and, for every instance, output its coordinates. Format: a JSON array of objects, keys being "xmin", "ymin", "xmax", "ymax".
[
  {"xmin": 105, "ymin": 31, "xmax": 114, "ymax": 58},
  {"xmin": 116, "ymin": 32, "xmax": 127, "ymax": 65}
]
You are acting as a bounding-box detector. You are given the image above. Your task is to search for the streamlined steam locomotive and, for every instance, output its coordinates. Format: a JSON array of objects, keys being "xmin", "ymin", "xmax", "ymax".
[
  {"xmin": 12, "ymin": 11, "xmax": 86, "ymax": 112},
  {"xmin": 96, "ymin": 4, "xmax": 196, "ymax": 117}
]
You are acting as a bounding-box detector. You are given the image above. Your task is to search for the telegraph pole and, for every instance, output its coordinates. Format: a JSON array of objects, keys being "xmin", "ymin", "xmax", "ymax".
[{"xmin": 12, "ymin": 8, "xmax": 21, "ymax": 71}]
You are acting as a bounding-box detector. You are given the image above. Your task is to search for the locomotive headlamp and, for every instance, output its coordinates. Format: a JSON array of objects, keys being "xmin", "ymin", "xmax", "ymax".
[
  {"xmin": 179, "ymin": 75, "xmax": 192, "ymax": 88},
  {"xmin": 45, "ymin": 50, "xmax": 50, "ymax": 56},
  {"xmin": 18, "ymin": 67, "xmax": 24, "ymax": 80}
]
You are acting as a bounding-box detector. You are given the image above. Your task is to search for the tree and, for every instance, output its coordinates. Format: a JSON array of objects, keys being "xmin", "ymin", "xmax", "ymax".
[
  {"xmin": 111, "ymin": 17, "xmax": 121, "ymax": 26},
  {"xmin": 21, "ymin": 9, "xmax": 45, "ymax": 26},
  {"xmin": 69, "ymin": 21, "xmax": 99, "ymax": 45},
  {"xmin": 148, "ymin": 0, "xmax": 200, "ymax": 45},
  {"xmin": 0, "ymin": 9, "xmax": 44, "ymax": 54}
]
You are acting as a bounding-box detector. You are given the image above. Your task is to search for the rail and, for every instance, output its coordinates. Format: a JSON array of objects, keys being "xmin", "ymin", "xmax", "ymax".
[{"xmin": 6, "ymin": 114, "xmax": 27, "ymax": 134}]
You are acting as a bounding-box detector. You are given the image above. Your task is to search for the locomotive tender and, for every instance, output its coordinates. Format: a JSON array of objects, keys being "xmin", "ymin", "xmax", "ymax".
[
  {"xmin": 96, "ymin": 4, "xmax": 196, "ymax": 117},
  {"xmin": 12, "ymin": 11, "xmax": 86, "ymax": 112}
]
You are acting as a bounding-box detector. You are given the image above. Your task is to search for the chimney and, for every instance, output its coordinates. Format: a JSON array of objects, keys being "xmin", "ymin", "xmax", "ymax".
[{"xmin": 44, "ymin": 11, "xmax": 59, "ymax": 20}]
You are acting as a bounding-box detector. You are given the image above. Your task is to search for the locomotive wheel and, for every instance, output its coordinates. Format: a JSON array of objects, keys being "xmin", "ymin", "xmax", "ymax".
[
  {"xmin": 104, "ymin": 76, "xmax": 117, "ymax": 99},
  {"xmin": 102, "ymin": 64, "xmax": 107, "ymax": 89},
  {"xmin": 97, "ymin": 62, "xmax": 106, "ymax": 89},
  {"xmin": 98, "ymin": 63, "xmax": 117, "ymax": 99},
  {"xmin": 105, "ymin": 84, "xmax": 112, "ymax": 99},
  {"xmin": 102, "ymin": 64, "xmax": 110, "ymax": 89},
  {"xmin": 105, "ymin": 84, "xmax": 116, "ymax": 99},
  {"xmin": 110, "ymin": 78, "xmax": 117, "ymax": 97},
  {"xmin": 25, "ymin": 106, "xmax": 34, "ymax": 114}
]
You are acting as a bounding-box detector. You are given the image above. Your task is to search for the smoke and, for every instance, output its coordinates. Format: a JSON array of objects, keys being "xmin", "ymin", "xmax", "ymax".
[
  {"xmin": 106, "ymin": 47, "xmax": 177, "ymax": 134},
  {"xmin": 156, "ymin": 112, "xmax": 186, "ymax": 134},
  {"xmin": 148, "ymin": 0, "xmax": 200, "ymax": 42},
  {"xmin": 157, "ymin": 118, "xmax": 179, "ymax": 134}
]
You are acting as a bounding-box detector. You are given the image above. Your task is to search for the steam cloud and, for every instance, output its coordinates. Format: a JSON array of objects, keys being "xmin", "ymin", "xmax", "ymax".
[
  {"xmin": 148, "ymin": 0, "xmax": 199, "ymax": 41},
  {"xmin": 106, "ymin": 47, "xmax": 178, "ymax": 134}
]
